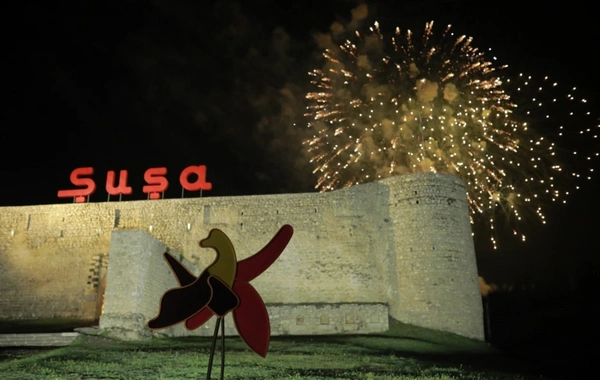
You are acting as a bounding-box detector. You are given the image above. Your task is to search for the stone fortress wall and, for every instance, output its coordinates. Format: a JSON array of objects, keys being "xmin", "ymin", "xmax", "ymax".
[{"xmin": 0, "ymin": 173, "xmax": 484, "ymax": 340}]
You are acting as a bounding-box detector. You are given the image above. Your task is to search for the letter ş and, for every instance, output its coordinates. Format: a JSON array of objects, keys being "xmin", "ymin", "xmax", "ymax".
[
  {"xmin": 57, "ymin": 165, "xmax": 212, "ymax": 202},
  {"xmin": 56, "ymin": 167, "xmax": 97, "ymax": 203},
  {"xmin": 143, "ymin": 167, "xmax": 168, "ymax": 200}
]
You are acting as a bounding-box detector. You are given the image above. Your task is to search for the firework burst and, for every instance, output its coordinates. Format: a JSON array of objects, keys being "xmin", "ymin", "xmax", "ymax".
[{"xmin": 304, "ymin": 21, "xmax": 598, "ymax": 248}]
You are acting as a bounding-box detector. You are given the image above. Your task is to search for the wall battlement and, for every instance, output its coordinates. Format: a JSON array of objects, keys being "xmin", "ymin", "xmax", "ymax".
[{"xmin": 0, "ymin": 173, "xmax": 483, "ymax": 340}]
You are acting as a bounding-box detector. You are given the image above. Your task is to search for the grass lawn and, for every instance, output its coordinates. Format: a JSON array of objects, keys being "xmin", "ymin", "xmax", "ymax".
[{"xmin": 0, "ymin": 320, "xmax": 569, "ymax": 379}]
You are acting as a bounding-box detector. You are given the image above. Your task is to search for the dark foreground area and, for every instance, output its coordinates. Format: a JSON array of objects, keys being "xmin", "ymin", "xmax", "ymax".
[
  {"xmin": 0, "ymin": 319, "xmax": 589, "ymax": 380},
  {"xmin": 483, "ymin": 289, "xmax": 597, "ymax": 379}
]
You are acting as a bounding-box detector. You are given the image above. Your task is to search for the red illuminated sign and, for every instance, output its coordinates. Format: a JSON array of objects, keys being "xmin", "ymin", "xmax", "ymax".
[{"xmin": 58, "ymin": 166, "xmax": 212, "ymax": 203}]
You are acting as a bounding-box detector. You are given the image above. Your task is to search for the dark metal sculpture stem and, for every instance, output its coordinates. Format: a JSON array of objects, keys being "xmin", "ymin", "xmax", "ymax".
[
  {"xmin": 206, "ymin": 318, "xmax": 221, "ymax": 380},
  {"xmin": 220, "ymin": 318, "xmax": 225, "ymax": 380}
]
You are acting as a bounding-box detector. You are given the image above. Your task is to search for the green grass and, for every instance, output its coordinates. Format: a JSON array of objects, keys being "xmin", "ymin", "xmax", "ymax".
[{"xmin": 0, "ymin": 320, "xmax": 558, "ymax": 379}]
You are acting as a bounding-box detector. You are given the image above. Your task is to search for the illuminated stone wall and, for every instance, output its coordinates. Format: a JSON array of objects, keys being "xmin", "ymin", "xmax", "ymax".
[
  {"xmin": 0, "ymin": 173, "xmax": 483, "ymax": 340},
  {"xmin": 384, "ymin": 174, "xmax": 483, "ymax": 339},
  {"xmin": 99, "ymin": 229, "xmax": 389, "ymax": 338},
  {"xmin": 98, "ymin": 229, "xmax": 199, "ymax": 335}
]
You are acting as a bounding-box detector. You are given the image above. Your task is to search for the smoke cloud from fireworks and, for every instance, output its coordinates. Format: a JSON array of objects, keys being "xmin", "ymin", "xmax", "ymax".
[{"xmin": 304, "ymin": 8, "xmax": 599, "ymax": 248}]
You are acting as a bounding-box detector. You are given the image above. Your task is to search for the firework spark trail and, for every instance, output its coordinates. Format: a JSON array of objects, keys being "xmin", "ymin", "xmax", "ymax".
[{"xmin": 304, "ymin": 21, "xmax": 599, "ymax": 248}]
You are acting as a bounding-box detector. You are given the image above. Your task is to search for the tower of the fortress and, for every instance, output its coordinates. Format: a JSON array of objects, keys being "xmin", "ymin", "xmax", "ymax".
[{"xmin": 383, "ymin": 173, "xmax": 483, "ymax": 339}]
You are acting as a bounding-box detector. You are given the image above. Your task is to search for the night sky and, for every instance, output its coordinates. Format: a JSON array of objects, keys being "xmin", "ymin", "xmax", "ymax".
[{"xmin": 2, "ymin": 0, "xmax": 599, "ymax": 287}]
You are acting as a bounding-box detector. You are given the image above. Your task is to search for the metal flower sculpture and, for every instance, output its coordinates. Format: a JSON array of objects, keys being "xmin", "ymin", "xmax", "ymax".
[{"xmin": 147, "ymin": 224, "xmax": 293, "ymax": 379}]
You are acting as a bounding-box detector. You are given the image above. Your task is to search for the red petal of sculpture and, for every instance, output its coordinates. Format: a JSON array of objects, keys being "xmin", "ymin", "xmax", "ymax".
[
  {"xmin": 232, "ymin": 278, "xmax": 270, "ymax": 358},
  {"xmin": 236, "ymin": 224, "xmax": 293, "ymax": 282}
]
